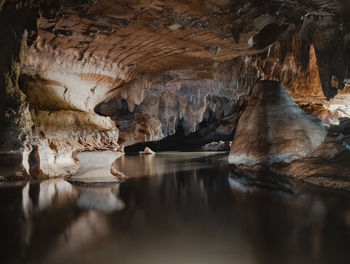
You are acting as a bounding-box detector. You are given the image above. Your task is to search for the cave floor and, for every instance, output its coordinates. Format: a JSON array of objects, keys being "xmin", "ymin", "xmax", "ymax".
[{"xmin": 0, "ymin": 152, "xmax": 350, "ymax": 264}]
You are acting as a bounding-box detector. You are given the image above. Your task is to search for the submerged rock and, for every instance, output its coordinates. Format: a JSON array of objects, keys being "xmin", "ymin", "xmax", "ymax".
[
  {"xmin": 68, "ymin": 151, "xmax": 122, "ymax": 184},
  {"xmin": 228, "ymin": 81, "xmax": 326, "ymax": 166}
]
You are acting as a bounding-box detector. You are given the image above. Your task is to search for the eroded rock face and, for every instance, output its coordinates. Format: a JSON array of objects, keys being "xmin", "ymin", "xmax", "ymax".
[
  {"xmin": 228, "ymin": 81, "xmax": 326, "ymax": 166},
  {"xmin": 0, "ymin": 8, "xmax": 39, "ymax": 179},
  {"xmin": 258, "ymin": 11, "xmax": 350, "ymax": 124},
  {"xmin": 96, "ymin": 58, "xmax": 258, "ymax": 146},
  {"xmin": 22, "ymin": 0, "xmax": 286, "ymax": 103},
  {"xmin": 27, "ymin": 110, "xmax": 119, "ymax": 178}
]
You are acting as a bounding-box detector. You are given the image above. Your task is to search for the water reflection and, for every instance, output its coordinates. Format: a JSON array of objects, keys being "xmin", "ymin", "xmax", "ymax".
[
  {"xmin": 75, "ymin": 184, "xmax": 125, "ymax": 212},
  {"xmin": 0, "ymin": 152, "xmax": 350, "ymax": 264},
  {"xmin": 46, "ymin": 211, "xmax": 111, "ymax": 264},
  {"xmin": 112, "ymin": 151, "xmax": 216, "ymax": 178},
  {"xmin": 228, "ymin": 171, "xmax": 297, "ymax": 194}
]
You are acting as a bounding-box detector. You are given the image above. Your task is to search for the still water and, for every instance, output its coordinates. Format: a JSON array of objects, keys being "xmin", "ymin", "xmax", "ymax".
[{"xmin": 0, "ymin": 152, "xmax": 350, "ymax": 264}]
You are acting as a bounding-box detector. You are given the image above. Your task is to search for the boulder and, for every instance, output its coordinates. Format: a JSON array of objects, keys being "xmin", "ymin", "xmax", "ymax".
[
  {"xmin": 139, "ymin": 147, "xmax": 155, "ymax": 155},
  {"xmin": 228, "ymin": 81, "xmax": 326, "ymax": 165}
]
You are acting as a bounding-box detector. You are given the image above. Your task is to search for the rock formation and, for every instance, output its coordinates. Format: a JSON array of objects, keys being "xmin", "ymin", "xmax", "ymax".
[
  {"xmin": 139, "ymin": 147, "xmax": 155, "ymax": 155},
  {"xmin": 228, "ymin": 81, "xmax": 326, "ymax": 165},
  {"xmin": 68, "ymin": 151, "xmax": 122, "ymax": 184}
]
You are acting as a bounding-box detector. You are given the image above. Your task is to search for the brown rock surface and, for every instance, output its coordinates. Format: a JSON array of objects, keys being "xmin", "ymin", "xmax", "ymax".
[
  {"xmin": 27, "ymin": 110, "xmax": 119, "ymax": 177},
  {"xmin": 268, "ymin": 137, "xmax": 350, "ymax": 191},
  {"xmin": 228, "ymin": 81, "xmax": 326, "ymax": 165}
]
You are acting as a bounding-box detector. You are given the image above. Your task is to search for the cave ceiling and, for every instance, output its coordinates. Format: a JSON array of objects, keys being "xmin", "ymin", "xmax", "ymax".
[{"xmin": 16, "ymin": 0, "xmax": 349, "ymax": 112}]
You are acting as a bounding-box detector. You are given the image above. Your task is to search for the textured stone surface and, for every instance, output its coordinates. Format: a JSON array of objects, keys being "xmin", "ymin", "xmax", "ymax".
[
  {"xmin": 266, "ymin": 137, "xmax": 350, "ymax": 191},
  {"xmin": 0, "ymin": 8, "xmax": 39, "ymax": 179},
  {"xmin": 28, "ymin": 110, "xmax": 119, "ymax": 178},
  {"xmin": 68, "ymin": 151, "xmax": 122, "ymax": 184},
  {"xmin": 257, "ymin": 11, "xmax": 350, "ymax": 124},
  {"xmin": 96, "ymin": 58, "xmax": 257, "ymax": 146},
  {"xmin": 228, "ymin": 81, "xmax": 326, "ymax": 165}
]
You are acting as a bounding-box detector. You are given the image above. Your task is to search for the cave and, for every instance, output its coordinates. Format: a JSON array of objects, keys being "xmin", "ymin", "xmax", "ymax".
[{"xmin": 1, "ymin": 1, "xmax": 350, "ymax": 263}]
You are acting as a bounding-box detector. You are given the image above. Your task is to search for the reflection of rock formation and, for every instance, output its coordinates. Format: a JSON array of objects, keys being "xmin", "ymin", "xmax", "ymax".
[
  {"xmin": 228, "ymin": 171, "xmax": 296, "ymax": 195},
  {"xmin": 37, "ymin": 179, "xmax": 77, "ymax": 211},
  {"xmin": 229, "ymin": 185, "xmax": 327, "ymax": 264},
  {"xmin": 113, "ymin": 152, "xmax": 214, "ymax": 178},
  {"xmin": 0, "ymin": 179, "xmax": 79, "ymax": 263},
  {"xmin": 22, "ymin": 179, "xmax": 78, "ymax": 214},
  {"xmin": 1, "ymin": 153, "xmax": 350, "ymax": 263},
  {"xmin": 68, "ymin": 151, "xmax": 122, "ymax": 184},
  {"xmin": 44, "ymin": 211, "xmax": 111, "ymax": 264},
  {"xmin": 75, "ymin": 184, "xmax": 125, "ymax": 212},
  {"xmin": 0, "ymin": 178, "xmax": 127, "ymax": 263}
]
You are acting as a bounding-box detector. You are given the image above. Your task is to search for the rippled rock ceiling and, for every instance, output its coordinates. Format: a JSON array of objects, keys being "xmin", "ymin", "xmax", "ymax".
[{"xmin": 1, "ymin": 0, "xmax": 350, "ymax": 179}]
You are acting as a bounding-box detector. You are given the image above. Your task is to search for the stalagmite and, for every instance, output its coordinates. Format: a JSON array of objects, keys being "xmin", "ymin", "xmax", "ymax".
[{"xmin": 228, "ymin": 81, "xmax": 326, "ymax": 165}]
